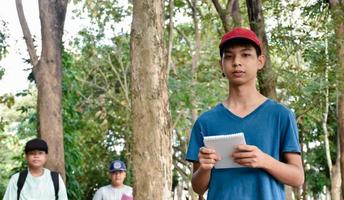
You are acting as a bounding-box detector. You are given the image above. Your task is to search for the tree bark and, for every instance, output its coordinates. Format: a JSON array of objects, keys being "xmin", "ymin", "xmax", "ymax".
[
  {"xmin": 324, "ymin": 27, "xmax": 342, "ymax": 200},
  {"xmin": 131, "ymin": 0, "xmax": 172, "ymax": 199},
  {"xmin": 245, "ymin": 0, "xmax": 277, "ymax": 99},
  {"xmin": 329, "ymin": 1, "xmax": 344, "ymax": 199},
  {"xmin": 332, "ymin": 156, "xmax": 342, "ymax": 200},
  {"xmin": 16, "ymin": 0, "xmax": 67, "ymax": 180}
]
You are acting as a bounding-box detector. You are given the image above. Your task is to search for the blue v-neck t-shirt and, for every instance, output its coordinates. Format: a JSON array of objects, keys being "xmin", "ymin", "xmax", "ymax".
[{"xmin": 186, "ymin": 99, "xmax": 300, "ymax": 200}]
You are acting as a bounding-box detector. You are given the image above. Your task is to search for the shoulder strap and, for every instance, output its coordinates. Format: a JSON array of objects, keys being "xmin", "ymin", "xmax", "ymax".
[
  {"xmin": 17, "ymin": 170, "xmax": 28, "ymax": 200},
  {"xmin": 50, "ymin": 171, "xmax": 59, "ymax": 200}
]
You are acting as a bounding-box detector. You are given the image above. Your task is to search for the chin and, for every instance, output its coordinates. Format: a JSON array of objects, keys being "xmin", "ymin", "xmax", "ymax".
[
  {"xmin": 229, "ymin": 80, "xmax": 246, "ymax": 86},
  {"xmin": 30, "ymin": 161, "xmax": 44, "ymax": 166}
]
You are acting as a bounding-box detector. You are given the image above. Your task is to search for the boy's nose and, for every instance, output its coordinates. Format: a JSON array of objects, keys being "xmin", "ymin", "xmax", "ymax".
[{"xmin": 232, "ymin": 56, "xmax": 242, "ymax": 67}]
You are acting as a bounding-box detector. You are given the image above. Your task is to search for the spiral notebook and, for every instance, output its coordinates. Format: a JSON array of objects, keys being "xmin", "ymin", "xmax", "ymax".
[{"xmin": 203, "ymin": 132, "xmax": 246, "ymax": 169}]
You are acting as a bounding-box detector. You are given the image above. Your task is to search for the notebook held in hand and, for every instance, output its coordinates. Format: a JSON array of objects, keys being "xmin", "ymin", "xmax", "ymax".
[{"xmin": 203, "ymin": 132, "xmax": 246, "ymax": 169}]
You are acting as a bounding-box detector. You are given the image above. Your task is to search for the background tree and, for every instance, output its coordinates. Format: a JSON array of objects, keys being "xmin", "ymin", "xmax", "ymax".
[
  {"xmin": 246, "ymin": 0, "xmax": 277, "ymax": 99},
  {"xmin": 131, "ymin": 0, "xmax": 172, "ymax": 199},
  {"xmin": 211, "ymin": 0, "xmax": 242, "ymax": 30},
  {"xmin": 15, "ymin": 0, "xmax": 68, "ymax": 179},
  {"xmin": 328, "ymin": 0, "xmax": 344, "ymax": 198}
]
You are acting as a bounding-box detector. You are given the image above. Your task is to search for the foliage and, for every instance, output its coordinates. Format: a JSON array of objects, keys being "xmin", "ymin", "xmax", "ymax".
[
  {"xmin": 71, "ymin": 0, "xmax": 131, "ymax": 34},
  {"xmin": 0, "ymin": 19, "xmax": 9, "ymax": 60},
  {"xmin": 266, "ymin": 0, "xmax": 338, "ymax": 197},
  {"xmin": 63, "ymin": 24, "xmax": 133, "ymax": 197},
  {"xmin": 0, "ymin": 89, "xmax": 37, "ymax": 197},
  {"xmin": 1, "ymin": 0, "xmax": 343, "ymax": 199},
  {"xmin": 0, "ymin": 18, "xmax": 10, "ymax": 134}
]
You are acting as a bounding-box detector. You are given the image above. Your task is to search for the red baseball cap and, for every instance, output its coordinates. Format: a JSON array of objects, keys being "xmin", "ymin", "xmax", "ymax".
[{"xmin": 219, "ymin": 27, "xmax": 262, "ymax": 54}]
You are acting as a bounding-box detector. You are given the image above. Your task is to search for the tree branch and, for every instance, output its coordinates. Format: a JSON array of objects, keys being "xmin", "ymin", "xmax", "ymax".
[
  {"xmin": 173, "ymin": 155, "xmax": 191, "ymax": 179},
  {"xmin": 15, "ymin": 0, "xmax": 39, "ymax": 68},
  {"xmin": 107, "ymin": 53, "xmax": 130, "ymax": 107},
  {"xmin": 171, "ymin": 108, "xmax": 184, "ymax": 131},
  {"xmin": 174, "ymin": 27, "xmax": 191, "ymax": 49},
  {"xmin": 212, "ymin": 0, "xmax": 224, "ymax": 14},
  {"xmin": 226, "ymin": 0, "xmax": 232, "ymax": 11},
  {"xmin": 167, "ymin": 0, "xmax": 174, "ymax": 78},
  {"xmin": 211, "ymin": 0, "xmax": 231, "ymax": 31}
]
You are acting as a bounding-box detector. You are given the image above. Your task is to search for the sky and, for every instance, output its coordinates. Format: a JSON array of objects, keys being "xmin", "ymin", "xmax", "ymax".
[
  {"xmin": 0, "ymin": 0, "xmax": 186, "ymax": 96},
  {"xmin": 0, "ymin": 1, "xmax": 91, "ymax": 95}
]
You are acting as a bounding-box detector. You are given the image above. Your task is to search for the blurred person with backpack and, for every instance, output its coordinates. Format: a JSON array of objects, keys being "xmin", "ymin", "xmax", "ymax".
[{"xmin": 3, "ymin": 138, "xmax": 68, "ymax": 200}]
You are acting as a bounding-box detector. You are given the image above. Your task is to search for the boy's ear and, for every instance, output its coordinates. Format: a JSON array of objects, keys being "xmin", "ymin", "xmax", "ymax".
[{"xmin": 257, "ymin": 55, "xmax": 266, "ymax": 70}]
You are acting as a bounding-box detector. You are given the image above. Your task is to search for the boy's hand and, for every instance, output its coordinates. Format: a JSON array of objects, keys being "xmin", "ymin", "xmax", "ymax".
[
  {"xmin": 198, "ymin": 147, "xmax": 221, "ymax": 170},
  {"xmin": 232, "ymin": 144, "xmax": 269, "ymax": 168}
]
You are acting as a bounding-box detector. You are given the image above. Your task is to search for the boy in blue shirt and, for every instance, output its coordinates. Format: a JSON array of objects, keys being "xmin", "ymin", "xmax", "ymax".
[{"xmin": 186, "ymin": 27, "xmax": 304, "ymax": 200}]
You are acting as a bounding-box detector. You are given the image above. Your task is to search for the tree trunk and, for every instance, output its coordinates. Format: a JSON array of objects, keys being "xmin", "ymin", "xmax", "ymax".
[
  {"xmin": 211, "ymin": 0, "xmax": 242, "ymax": 32},
  {"xmin": 245, "ymin": 0, "xmax": 277, "ymax": 99},
  {"xmin": 188, "ymin": 0, "xmax": 201, "ymax": 198},
  {"xmin": 131, "ymin": 0, "xmax": 172, "ymax": 199},
  {"xmin": 186, "ymin": 0, "xmax": 201, "ymax": 128},
  {"xmin": 16, "ymin": 0, "xmax": 67, "ymax": 180},
  {"xmin": 332, "ymin": 157, "xmax": 342, "ymax": 200},
  {"xmin": 329, "ymin": 1, "xmax": 344, "ymax": 199},
  {"xmin": 323, "ymin": 56, "xmax": 335, "ymax": 200},
  {"xmin": 324, "ymin": 27, "xmax": 342, "ymax": 200},
  {"xmin": 230, "ymin": 0, "xmax": 242, "ymax": 27}
]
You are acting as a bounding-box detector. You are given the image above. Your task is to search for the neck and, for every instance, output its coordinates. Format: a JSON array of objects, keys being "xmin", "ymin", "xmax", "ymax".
[
  {"xmin": 227, "ymin": 84, "xmax": 263, "ymax": 105},
  {"xmin": 111, "ymin": 183, "xmax": 124, "ymax": 188},
  {"xmin": 29, "ymin": 167, "xmax": 44, "ymax": 177}
]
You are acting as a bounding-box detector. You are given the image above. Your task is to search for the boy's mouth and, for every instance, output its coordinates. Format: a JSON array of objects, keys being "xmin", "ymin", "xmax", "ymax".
[{"xmin": 233, "ymin": 70, "xmax": 245, "ymax": 76}]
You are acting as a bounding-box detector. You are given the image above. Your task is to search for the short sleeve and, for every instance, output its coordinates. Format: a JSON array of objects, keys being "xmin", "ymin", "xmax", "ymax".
[
  {"xmin": 3, "ymin": 173, "xmax": 19, "ymax": 200},
  {"xmin": 58, "ymin": 174, "xmax": 69, "ymax": 200},
  {"xmin": 185, "ymin": 119, "xmax": 204, "ymax": 162},
  {"xmin": 92, "ymin": 187, "xmax": 103, "ymax": 200},
  {"xmin": 281, "ymin": 110, "xmax": 301, "ymax": 154}
]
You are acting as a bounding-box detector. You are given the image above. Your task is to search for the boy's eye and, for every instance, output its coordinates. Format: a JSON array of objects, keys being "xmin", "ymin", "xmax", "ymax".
[
  {"xmin": 242, "ymin": 53, "xmax": 251, "ymax": 57},
  {"xmin": 28, "ymin": 151, "xmax": 45, "ymax": 155}
]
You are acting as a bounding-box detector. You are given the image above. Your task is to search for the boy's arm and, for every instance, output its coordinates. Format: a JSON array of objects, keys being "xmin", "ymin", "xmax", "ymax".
[
  {"xmin": 191, "ymin": 147, "xmax": 220, "ymax": 195},
  {"xmin": 3, "ymin": 174, "xmax": 18, "ymax": 200},
  {"xmin": 192, "ymin": 162, "xmax": 211, "ymax": 195},
  {"xmin": 58, "ymin": 175, "xmax": 68, "ymax": 200},
  {"xmin": 92, "ymin": 188, "xmax": 102, "ymax": 200},
  {"xmin": 233, "ymin": 145, "xmax": 304, "ymax": 187},
  {"xmin": 267, "ymin": 152, "xmax": 304, "ymax": 187}
]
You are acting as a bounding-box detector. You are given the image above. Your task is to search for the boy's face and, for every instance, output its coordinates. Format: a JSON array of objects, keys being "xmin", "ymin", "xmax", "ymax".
[
  {"xmin": 109, "ymin": 170, "xmax": 126, "ymax": 187},
  {"xmin": 25, "ymin": 150, "xmax": 48, "ymax": 169},
  {"xmin": 220, "ymin": 45, "xmax": 265, "ymax": 86}
]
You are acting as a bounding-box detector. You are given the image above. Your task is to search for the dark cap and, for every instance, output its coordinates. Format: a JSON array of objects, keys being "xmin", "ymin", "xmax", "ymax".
[
  {"xmin": 24, "ymin": 138, "xmax": 48, "ymax": 154},
  {"xmin": 219, "ymin": 27, "xmax": 262, "ymax": 55},
  {"xmin": 109, "ymin": 160, "xmax": 126, "ymax": 172}
]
